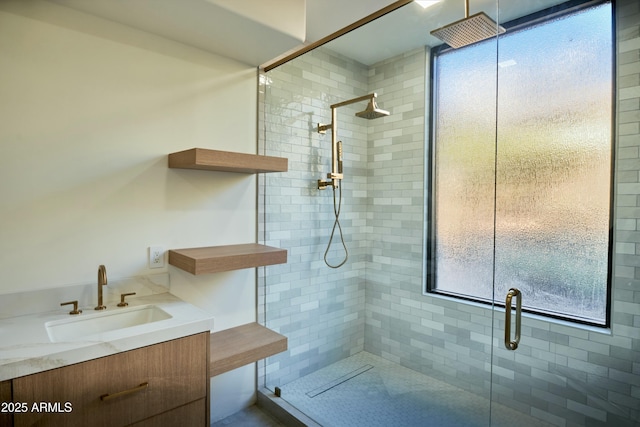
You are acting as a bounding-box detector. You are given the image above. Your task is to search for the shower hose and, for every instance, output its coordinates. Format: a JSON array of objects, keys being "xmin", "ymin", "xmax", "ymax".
[{"xmin": 324, "ymin": 182, "xmax": 348, "ymax": 268}]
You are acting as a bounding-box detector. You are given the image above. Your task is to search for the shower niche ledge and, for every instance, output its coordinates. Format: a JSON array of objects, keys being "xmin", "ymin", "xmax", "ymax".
[
  {"xmin": 168, "ymin": 148, "xmax": 288, "ymax": 174},
  {"xmin": 168, "ymin": 243, "xmax": 287, "ymax": 275}
]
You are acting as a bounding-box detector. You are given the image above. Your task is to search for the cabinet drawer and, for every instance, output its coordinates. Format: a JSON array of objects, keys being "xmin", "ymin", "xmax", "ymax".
[
  {"xmin": 129, "ymin": 399, "xmax": 206, "ymax": 427},
  {"xmin": 13, "ymin": 333, "xmax": 207, "ymax": 427}
]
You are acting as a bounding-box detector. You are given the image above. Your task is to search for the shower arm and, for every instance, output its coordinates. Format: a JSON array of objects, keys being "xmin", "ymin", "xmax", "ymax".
[
  {"xmin": 318, "ymin": 93, "xmax": 379, "ymax": 189},
  {"xmin": 328, "ymin": 93, "xmax": 378, "ymax": 110}
]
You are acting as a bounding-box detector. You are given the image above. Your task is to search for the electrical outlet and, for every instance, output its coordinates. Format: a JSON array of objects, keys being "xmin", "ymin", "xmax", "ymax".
[{"xmin": 149, "ymin": 246, "xmax": 164, "ymax": 269}]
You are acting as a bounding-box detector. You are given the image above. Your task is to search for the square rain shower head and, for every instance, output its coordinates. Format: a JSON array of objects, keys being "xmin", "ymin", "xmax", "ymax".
[{"xmin": 430, "ymin": 12, "xmax": 506, "ymax": 49}]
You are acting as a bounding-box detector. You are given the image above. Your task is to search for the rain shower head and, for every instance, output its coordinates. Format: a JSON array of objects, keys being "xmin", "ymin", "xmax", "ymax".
[
  {"xmin": 430, "ymin": 1, "xmax": 505, "ymax": 49},
  {"xmin": 355, "ymin": 98, "xmax": 390, "ymax": 119}
]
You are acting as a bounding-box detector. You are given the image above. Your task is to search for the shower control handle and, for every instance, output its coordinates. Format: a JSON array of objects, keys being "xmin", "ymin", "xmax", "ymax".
[
  {"xmin": 504, "ymin": 288, "xmax": 522, "ymax": 351},
  {"xmin": 337, "ymin": 141, "xmax": 343, "ymax": 174},
  {"xmin": 317, "ymin": 123, "xmax": 331, "ymax": 134}
]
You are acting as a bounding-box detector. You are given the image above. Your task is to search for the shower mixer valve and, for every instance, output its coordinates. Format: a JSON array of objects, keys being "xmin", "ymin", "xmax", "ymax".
[
  {"xmin": 317, "ymin": 123, "xmax": 331, "ymax": 134},
  {"xmin": 318, "ymin": 174, "xmax": 342, "ymax": 190},
  {"xmin": 318, "ymin": 179, "xmax": 330, "ymax": 190}
]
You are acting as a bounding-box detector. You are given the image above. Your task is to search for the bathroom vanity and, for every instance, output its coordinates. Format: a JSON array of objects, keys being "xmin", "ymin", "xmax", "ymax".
[
  {"xmin": 8, "ymin": 333, "xmax": 208, "ymax": 427},
  {"xmin": 0, "ymin": 290, "xmax": 214, "ymax": 427},
  {"xmin": 0, "ymin": 271, "xmax": 287, "ymax": 426}
]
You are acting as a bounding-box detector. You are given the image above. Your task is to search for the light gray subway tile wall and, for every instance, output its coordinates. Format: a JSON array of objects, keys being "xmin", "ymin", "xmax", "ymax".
[
  {"xmin": 259, "ymin": 1, "xmax": 640, "ymax": 424},
  {"xmin": 363, "ymin": 46, "xmax": 436, "ymax": 377},
  {"xmin": 258, "ymin": 47, "xmax": 369, "ymax": 387}
]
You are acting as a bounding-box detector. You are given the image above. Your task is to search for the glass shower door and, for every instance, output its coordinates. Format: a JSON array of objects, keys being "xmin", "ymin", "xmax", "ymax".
[{"xmin": 490, "ymin": 1, "xmax": 618, "ymax": 426}]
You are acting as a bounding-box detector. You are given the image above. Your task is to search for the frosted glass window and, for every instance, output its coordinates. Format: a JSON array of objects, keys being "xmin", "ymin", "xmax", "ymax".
[{"xmin": 429, "ymin": 1, "xmax": 613, "ymax": 325}]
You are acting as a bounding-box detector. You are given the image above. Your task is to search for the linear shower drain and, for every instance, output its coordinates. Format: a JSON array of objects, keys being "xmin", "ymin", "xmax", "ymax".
[{"xmin": 305, "ymin": 365, "xmax": 374, "ymax": 398}]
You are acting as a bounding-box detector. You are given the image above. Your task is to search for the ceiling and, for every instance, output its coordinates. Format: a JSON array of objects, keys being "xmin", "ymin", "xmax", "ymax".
[
  {"xmin": 46, "ymin": 0, "xmax": 568, "ymax": 68},
  {"xmin": 48, "ymin": 0, "xmax": 309, "ymax": 66},
  {"xmin": 47, "ymin": 0, "xmax": 399, "ymax": 67}
]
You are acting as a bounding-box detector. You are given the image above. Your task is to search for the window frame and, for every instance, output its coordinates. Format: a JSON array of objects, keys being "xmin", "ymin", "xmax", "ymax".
[{"xmin": 425, "ymin": 0, "xmax": 615, "ymax": 328}]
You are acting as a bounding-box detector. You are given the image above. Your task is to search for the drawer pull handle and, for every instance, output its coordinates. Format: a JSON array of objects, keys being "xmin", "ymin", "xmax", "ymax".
[{"xmin": 100, "ymin": 382, "xmax": 148, "ymax": 402}]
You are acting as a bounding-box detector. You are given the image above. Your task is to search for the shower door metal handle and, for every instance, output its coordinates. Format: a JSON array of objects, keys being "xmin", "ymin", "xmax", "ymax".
[{"xmin": 504, "ymin": 288, "xmax": 522, "ymax": 351}]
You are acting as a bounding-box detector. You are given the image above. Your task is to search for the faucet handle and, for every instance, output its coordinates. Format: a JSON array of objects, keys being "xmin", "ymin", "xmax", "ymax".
[
  {"xmin": 61, "ymin": 300, "xmax": 82, "ymax": 315},
  {"xmin": 117, "ymin": 292, "xmax": 137, "ymax": 307}
]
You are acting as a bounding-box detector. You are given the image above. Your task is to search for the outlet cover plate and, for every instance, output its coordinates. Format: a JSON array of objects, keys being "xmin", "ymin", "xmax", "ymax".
[{"xmin": 149, "ymin": 246, "xmax": 164, "ymax": 269}]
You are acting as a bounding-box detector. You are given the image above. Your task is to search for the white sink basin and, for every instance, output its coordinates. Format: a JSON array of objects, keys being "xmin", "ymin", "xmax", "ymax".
[{"xmin": 45, "ymin": 305, "xmax": 172, "ymax": 342}]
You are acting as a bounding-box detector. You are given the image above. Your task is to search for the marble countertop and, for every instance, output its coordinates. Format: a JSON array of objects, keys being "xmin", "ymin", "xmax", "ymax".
[{"xmin": 0, "ymin": 292, "xmax": 213, "ymax": 381}]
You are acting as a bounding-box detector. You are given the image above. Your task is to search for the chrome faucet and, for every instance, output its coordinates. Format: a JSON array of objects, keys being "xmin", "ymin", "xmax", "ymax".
[{"xmin": 95, "ymin": 264, "xmax": 107, "ymax": 310}]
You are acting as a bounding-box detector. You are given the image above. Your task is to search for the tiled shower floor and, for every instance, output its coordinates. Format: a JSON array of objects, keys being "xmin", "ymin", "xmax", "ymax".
[{"xmin": 276, "ymin": 352, "xmax": 551, "ymax": 427}]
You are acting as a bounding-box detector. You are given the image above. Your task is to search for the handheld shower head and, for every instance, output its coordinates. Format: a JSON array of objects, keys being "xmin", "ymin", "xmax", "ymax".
[{"xmin": 355, "ymin": 98, "xmax": 390, "ymax": 119}]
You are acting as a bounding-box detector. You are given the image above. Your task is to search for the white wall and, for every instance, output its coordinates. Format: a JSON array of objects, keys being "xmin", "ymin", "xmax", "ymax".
[{"xmin": 0, "ymin": 0, "xmax": 257, "ymax": 422}]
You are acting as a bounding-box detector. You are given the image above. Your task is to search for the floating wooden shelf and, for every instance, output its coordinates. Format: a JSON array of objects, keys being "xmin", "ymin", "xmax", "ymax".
[
  {"xmin": 168, "ymin": 148, "xmax": 288, "ymax": 173},
  {"xmin": 168, "ymin": 243, "xmax": 287, "ymax": 275},
  {"xmin": 210, "ymin": 323, "xmax": 287, "ymax": 377}
]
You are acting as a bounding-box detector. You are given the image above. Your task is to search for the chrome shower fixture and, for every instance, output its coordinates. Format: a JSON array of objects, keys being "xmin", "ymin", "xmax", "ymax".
[
  {"xmin": 317, "ymin": 93, "xmax": 389, "ymax": 190},
  {"xmin": 430, "ymin": 0, "xmax": 505, "ymax": 49}
]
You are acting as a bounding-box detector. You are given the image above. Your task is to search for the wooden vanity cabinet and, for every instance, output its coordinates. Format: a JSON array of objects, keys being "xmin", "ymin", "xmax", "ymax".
[
  {"xmin": 1, "ymin": 380, "xmax": 12, "ymax": 427},
  {"xmin": 12, "ymin": 332, "xmax": 209, "ymax": 427}
]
